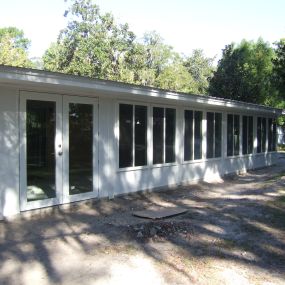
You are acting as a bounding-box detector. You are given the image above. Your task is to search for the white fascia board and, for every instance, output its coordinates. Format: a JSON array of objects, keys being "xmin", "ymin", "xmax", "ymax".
[{"xmin": 0, "ymin": 66, "xmax": 283, "ymax": 116}]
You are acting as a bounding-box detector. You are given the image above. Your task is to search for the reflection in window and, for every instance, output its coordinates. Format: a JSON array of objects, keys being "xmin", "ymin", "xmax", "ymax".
[
  {"xmin": 69, "ymin": 103, "xmax": 93, "ymax": 195},
  {"xmin": 206, "ymin": 112, "xmax": 222, "ymax": 159},
  {"xmin": 227, "ymin": 114, "xmax": 240, "ymax": 156},
  {"xmin": 268, "ymin": 118, "xmax": 277, "ymax": 152},
  {"xmin": 257, "ymin": 117, "xmax": 267, "ymax": 153},
  {"xmin": 184, "ymin": 110, "xmax": 202, "ymax": 161},
  {"xmin": 119, "ymin": 104, "xmax": 147, "ymax": 168},
  {"xmin": 153, "ymin": 107, "xmax": 176, "ymax": 164},
  {"xmin": 242, "ymin": 115, "xmax": 253, "ymax": 155}
]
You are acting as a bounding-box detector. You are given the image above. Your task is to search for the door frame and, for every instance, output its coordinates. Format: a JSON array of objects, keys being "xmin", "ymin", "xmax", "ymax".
[
  {"xmin": 19, "ymin": 91, "xmax": 99, "ymax": 211},
  {"xmin": 19, "ymin": 91, "xmax": 63, "ymax": 211},
  {"xmin": 62, "ymin": 95, "xmax": 99, "ymax": 203}
]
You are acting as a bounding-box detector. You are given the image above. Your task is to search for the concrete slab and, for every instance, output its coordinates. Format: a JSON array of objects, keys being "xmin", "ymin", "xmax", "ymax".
[{"xmin": 132, "ymin": 207, "xmax": 188, "ymax": 220}]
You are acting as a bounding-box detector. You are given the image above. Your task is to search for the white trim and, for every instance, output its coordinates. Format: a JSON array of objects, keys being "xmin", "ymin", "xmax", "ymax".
[
  {"xmin": 62, "ymin": 96, "xmax": 99, "ymax": 204},
  {"xmin": 19, "ymin": 91, "xmax": 63, "ymax": 211}
]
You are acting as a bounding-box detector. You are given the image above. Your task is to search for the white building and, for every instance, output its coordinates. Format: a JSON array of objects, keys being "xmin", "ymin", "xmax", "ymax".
[{"xmin": 0, "ymin": 66, "xmax": 281, "ymax": 219}]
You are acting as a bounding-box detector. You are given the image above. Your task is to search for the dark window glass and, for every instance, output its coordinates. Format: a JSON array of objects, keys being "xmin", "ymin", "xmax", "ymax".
[
  {"xmin": 135, "ymin": 106, "xmax": 147, "ymax": 166},
  {"xmin": 242, "ymin": 116, "xmax": 248, "ymax": 155},
  {"xmin": 268, "ymin": 118, "xmax": 273, "ymax": 152},
  {"xmin": 153, "ymin": 107, "xmax": 164, "ymax": 164},
  {"xmin": 234, "ymin": 115, "xmax": 240, "ymax": 156},
  {"xmin": 184, "ymin": 110, "xmax": 193, "ymax": 161},
  {"xmin": 206, "ymin": 112, "xmax": 214, "ymax": 158},
  {"xmin": 257, "ymin": 117, "xmax": 262, "ymax": 153},
  {"xmin": 119, "ymin": 104, "xmax": 133, "ymax": 168},
  {"xmin": 165, "ymin": 108, "xmax": 176, "ymax": 163},
  {"xmin": 227, "ymin": 114, "xmax": 233, "ymax": 156},
  {"xmin": 248, "ymin": 116, "xmax": 253, "ymax": 154},
  {"xmin": 215, "ymin": 113, "xmax": 222, "ymax": 157},
  {"xmin": 69, "ymin": 103, "xmax": 93, "ymax": 195},
  {"xmin": 194, "ymin": 111, "xmax": 202, "ymax": 159},
  {"xmin": 261, "ymin": 118, "xmax": 267, "ymax": 152},
  {"xmin": 26, "ymin": 100, "xmax": 56, "ymax": 201},
  {"xmin": 273, "ymin": 120, "xmax": 277, "ymax": 151}
]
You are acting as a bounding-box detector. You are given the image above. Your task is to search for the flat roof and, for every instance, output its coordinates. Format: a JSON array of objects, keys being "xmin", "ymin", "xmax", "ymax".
[{"xmin": 0, "ymin": 65, "xmax": 283, "ymax": 115}]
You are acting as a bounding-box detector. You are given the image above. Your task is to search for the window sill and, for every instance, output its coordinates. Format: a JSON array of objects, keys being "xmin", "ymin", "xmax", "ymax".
[{"xmin": 117, "ymin": 162, "xmax": 178, "ymax": 172}]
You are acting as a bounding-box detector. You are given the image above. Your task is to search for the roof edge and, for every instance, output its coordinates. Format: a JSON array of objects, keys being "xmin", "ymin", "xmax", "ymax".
[{"xmin": 0, "ymin": 65, "xmax": 283, "ymax": 115}]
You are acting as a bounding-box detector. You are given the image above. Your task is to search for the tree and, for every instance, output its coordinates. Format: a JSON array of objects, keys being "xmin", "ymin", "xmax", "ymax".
[
  {"xmin": 43, "ymin": 0, "xmax": 136, "ymax": 81},
  {"xmin": 0, "ymin": 27, "xmax": 33, "ymax": 67},
  {"xmin": 273, "ymin": 39, "xmax": 285, "ymax": 98},
  {"xmin": 183, "ymin": 49, "xmax": 215, "ymax": 94},
  {"xmin": 209, "ymin": 39, "xmax": 276, "ymax": 105}
]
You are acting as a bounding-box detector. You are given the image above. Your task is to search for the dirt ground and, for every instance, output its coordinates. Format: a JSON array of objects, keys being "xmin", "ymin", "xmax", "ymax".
[{"xmin": 1, "ymin": 156, "xmax": 285, "ymax": 285}]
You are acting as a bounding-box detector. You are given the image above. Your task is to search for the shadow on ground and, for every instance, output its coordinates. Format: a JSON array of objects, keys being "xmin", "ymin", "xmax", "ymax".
[{"xmin": 1, "ymin": 156, "xmax": 285, "ymax": 284}]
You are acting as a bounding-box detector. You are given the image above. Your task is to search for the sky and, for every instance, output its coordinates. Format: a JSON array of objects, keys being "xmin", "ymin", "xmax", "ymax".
[{"xmin": 0, "ymin": 0, "xmax": 284, "ymax": 62}]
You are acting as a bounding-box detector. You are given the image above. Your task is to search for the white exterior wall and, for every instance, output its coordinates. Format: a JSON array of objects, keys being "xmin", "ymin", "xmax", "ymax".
[
  {"xmin": 0, "ymin": 87, "xmax": 20, "ymax": 218},
  {"xmin": 0, "ymin": 83, "xmax": 279, "ymax": 219}
]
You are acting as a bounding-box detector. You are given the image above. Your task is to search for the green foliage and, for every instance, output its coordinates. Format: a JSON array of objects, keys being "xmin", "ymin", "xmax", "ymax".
[
  {"xmin": 0, "ymin": 27, "xmax": 33, "ymax": 67},
  {"xmin": 43, "ymin": 0, "xmax": 214, "ymax": 94},
  {"xmin": 272, "ymin": 39, "xmax": 285, "ymax": 98},
  {"xmin": 209, "ymin": 39, "xmax": 276, "ymax": 105},
  {"xmin": 184, "ymin": 49, "xmax": 215, "ymax": 94},
  {"xmin": 43, "ymin": 0, "xmax": 136, "ymax": 80}
]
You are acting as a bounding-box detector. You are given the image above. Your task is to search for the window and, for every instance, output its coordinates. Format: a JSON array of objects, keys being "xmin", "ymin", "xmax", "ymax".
[
  {"xmin": 257, "ymin": 117, "xmax": 267, "ymax": 153},
  {"xmin": 153, "ymin": 107, "xmax": 176, "ymax": 164},
  {"xmin": 119, "ymin": 104, "xmax": 147, "ymax": 168},
  {"xmin": 184, "ymin": 110, "xmax": 202, "ymax": 161},
  {"xmin": 206, "ymin": 112, "xmax": 222, "ymax": 159},
  {"xmin": 227, "ymin": 114, "xmax": 240, "ymax": 156},
  {"xmin": 268, "ymin": 118, "xmax": 277, "ymax": 152},
  {"xmin": 242, "ymin": 116, "xmax": 253, "ymax": 155}
]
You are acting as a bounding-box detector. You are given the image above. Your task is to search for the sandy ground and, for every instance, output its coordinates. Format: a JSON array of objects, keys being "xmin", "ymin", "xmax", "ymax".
[{"xmin": 1, "ymin": 155, "xmax": 285, "ymax": 285}]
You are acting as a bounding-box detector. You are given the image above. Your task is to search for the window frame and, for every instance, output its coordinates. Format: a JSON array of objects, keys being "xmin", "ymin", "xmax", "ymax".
[
  {"xmin": 268, "ymin": 117, "xmax": 277, "ymax": 152},
  {"xmin": 117, "ymin": 101, "xmax": 149, "ymax": 170},
  {"xmin": 206, "ymin": 111, "xmax": 222, "ymax": 159},
  {"xmin": 183, "ymin": 107, "xmax": 204, "ymax": 163},
  {"xmin": 257, "ymin": 116, "xmax": 267, "ymax": 154},
  {"xmin": 226, "ymin": 112, "xmax": 241, "ymax": 158},
  {"xmin": 241, "ymin": 115, "xmax": 254, "ymax": 156},
  {"xmin": 152, "ymin": 104, "xmax": 177, "ymax": 166}
]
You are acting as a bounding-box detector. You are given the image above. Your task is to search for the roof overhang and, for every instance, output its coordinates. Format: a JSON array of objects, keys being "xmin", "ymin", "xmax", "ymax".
[{"xmin": 0, "ymin": 65, "xmax": 283, "ymax": 116}]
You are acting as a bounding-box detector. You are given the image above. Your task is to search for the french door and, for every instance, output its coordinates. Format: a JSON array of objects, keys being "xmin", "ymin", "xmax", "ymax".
[{"xmin": 20, "ymin": 91, "xmax": 98, "ymax": 211}]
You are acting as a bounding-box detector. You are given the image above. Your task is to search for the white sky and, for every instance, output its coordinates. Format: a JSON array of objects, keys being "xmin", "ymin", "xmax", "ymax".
[{"xmin": 0, "ymin": 0, "xmax": 284, "ymax": 62}]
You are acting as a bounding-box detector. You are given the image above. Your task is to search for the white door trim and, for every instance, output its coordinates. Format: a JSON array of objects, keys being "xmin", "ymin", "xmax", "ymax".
[
  {"xmin": 19, "ymin": 91, "xmax": 63, "ymax": 211},
  {"xmin": 62, "ymin": 96, "xmax": 99, "ymax": 203}
]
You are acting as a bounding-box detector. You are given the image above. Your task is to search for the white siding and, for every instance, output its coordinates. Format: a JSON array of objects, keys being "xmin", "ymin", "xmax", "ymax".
[{"xmin": 0, "ymin": 87, "xmax": 20, "ymax": 218}]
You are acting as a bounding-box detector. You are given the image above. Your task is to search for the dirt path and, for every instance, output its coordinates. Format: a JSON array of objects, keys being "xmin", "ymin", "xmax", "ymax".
[{"xmin": 1, "ymin": 155, "xmax": 285, "ymax": 285}]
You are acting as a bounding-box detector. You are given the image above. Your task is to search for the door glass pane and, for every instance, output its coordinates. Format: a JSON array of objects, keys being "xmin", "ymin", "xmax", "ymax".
[
  {"xmin": 227, "ymin": 114, "xmax": 233, "ymax": 156},
  {"xmin": 135, "ymin": 105, "xmax": 147, "ymax": 166},
  {"xmin": 215, "ymin": 113, "xmax": 222, "ymax": 157},
  {"xmin": 242, "ymin": 116, "xmax": 248, "ymax": 155},
  {"xmin": 165, "ymin": 108, "xmax": 176, "ymax": 163},
  {"xmin": 153, "ymin": 107, "xmax": 164, "ymax": 164},
  {"xmin": 248, "ymin": 116, "xmax": 253, "ymax": 154},
  {"xmin": 234, "ymin": 115, "xmax": 240, "ymax": 156},
  {"xmin": 206, "ymin": 112, "xmax": 214, "ymax": 158},
  {"xmin": 119, "ymin": 104, "xmax": 133, "ymax": 168},
  {"xmin": 194, "ymin": 111, "xmax": 202, "ymax": 159},
  {"xmin": 184, "ymin": 110, "xmax": 193, "ymax": 161},
  {"xmin": 26, "ymin": 100, "xmax": 56, "ymax": 201},
  {"xmin": 69, "ymin": 103, "xmax": 93, "ymax": 195}
]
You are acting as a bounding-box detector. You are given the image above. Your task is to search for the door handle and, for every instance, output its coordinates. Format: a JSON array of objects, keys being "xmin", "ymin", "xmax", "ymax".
[{"xmin": 58, "ymin": 151, "xmax": 63, "ymax": 156}]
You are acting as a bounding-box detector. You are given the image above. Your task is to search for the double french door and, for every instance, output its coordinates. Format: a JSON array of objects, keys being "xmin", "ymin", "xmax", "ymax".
[{"xmin": 20, "ymin": 91, "xmax": 98, "ymax": 211}]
